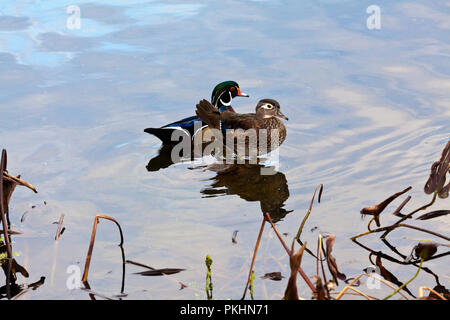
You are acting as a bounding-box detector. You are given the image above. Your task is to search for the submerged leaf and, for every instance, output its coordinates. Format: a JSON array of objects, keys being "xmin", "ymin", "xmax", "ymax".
[{"xmin": 325, "ymin": 235, "xmax": 346, "ymax": 285}]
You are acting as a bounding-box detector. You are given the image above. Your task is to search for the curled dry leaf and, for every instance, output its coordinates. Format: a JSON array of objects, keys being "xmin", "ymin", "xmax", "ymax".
[
  {"xmin": 11, "ymin": 258, "xmax": 29, "ymax": 278},
  {"xmin": 413, "ymin": 242, "xmax": 438, "ymax": 261},
  {"xmin": 2, "ymin": 172, "xmax": 37, "ymax": 194},
  {"xmin": 325, "ymin": 235, "xmax": 346, "ymax": 285},
  {"xmin": 0, "ymin": 258, "xmax": 29, "ymax": 280},
  {"xmin": 424, "ymin": 140, "xmax": 450, "ymax": 199},
  {"xmin": 2, "ymin": 174, "xmax": 19, "ymax": 216},
  {"xmin": 360, "ymin": 186, "xmax": 412, "ymax": 227},
  {"xmin": 283, "ymin": 241, "xmax": 307, "ymax": 300}
]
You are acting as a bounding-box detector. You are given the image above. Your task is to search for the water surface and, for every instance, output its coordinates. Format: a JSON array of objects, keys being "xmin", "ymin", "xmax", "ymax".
[{"xmin": 0, "ymin": 0, "xmax": 449, "ymax": 299}]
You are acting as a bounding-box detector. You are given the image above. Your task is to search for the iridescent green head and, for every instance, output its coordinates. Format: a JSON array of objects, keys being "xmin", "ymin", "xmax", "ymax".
[{"xmin": 211, "ymin": 81, "xmax": 249, "ymax": 107}]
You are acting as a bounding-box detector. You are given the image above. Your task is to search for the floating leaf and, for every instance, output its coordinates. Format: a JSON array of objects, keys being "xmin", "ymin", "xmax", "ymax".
[
  {"xmin": 261, "ymin": 272, "xmax": 284, "ymax": 281},
  {"xmin": 135, "ymin": 268, "xmax": 185, "ymax": 276},
  {"xmin": 325, "ymin": 235, "xmax": 346, "ymax": 285},
  {"xmin": 416, "ymin": 210, "xmax": 450, "ymax": 220}
]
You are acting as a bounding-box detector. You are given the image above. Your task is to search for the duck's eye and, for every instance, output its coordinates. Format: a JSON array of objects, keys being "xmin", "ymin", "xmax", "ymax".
[
  {"xmin": 265, "ymin": 104, "xmax": 273, "ymax": 109},
  {"xmin": 230, "ymin": 87, "xmax": 235, "ymax": 91}
]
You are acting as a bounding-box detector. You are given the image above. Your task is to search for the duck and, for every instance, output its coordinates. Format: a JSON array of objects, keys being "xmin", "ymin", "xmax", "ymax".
[
  {"xmin": 195, "ymin": 98, "xmax": 288, "ymax": 157},
  {"xmin": 144, "ymin": 81, "xmax": 248, "ymax": 145}
]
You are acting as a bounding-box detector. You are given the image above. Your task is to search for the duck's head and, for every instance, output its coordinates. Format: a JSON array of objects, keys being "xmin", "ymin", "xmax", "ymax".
[
  {"xmin": 256, "ymin": 99, "xmax": 288, "ymax": 121},
  {"xmin": 211, "ymin": 81, "xmax": 249, "ymax": 108}
]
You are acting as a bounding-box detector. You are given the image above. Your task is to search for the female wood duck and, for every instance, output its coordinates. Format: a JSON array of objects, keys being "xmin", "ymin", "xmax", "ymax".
[
  {"xmin": 195, "ymin": 98, "xmax": 288, "ymax": 156},
  {"xmin": 144, "ymin": 81, "xmax": 248, "ymax": 145}
]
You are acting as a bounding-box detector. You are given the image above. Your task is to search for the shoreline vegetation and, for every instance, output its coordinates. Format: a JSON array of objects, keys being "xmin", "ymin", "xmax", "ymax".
[{"xmin": 1, "ymin": 141, "xmax": 449, "ymax": 300}]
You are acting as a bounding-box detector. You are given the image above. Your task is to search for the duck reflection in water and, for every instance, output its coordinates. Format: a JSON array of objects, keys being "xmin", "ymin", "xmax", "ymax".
[
  {"xmin": 146, "ymin": 142, "xmax": 208, "ymax": 172},
  {"xmin": 146, "ymin": 144, "xmax": 180, "ymax": 172},
  {"xmin": 145, "ymin": 146, "xmax": 292, "ymax": 223},
  {"xmin": 200, "ymin": 161, "xmax": 292, "ymax": 223}
]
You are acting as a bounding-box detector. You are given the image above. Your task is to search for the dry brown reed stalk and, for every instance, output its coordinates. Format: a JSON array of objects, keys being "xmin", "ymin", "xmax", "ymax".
[
  {"xmin": 0, "ymin": 150, "xmax": 13, "ymax": 260},
  {"xmin": 343, "ymin": 286, "xmax": 374, "ymax": 300},
  {"xmin": 241, "ymin": 216, "xmax": 266, "ymax": 300},
  {"xmin": 295, "ymin": 184, "xmax": 323, "ymax": 240},
  {"xmin": 335, "ymin": 273, "xmax": 410, "ymax": 300},
  {"xmin": 0, "ymin": 150, "xmax": 13, "ymax": 299},
  {"xmin": 55, "ymin": 213, "xmax": 65, "ymax": 241},
  {"xmin": 418, "ymin": 286, "xmax": 447, "ymax": 300},
  {"xmin": 265, "ymin": 212, "xmax": 316, "ymax": 293},
  {"xmin": 82, "ymin": 214, "xmax": 124, "ymax": 284},
  {"xmin": 352, "ymin": 223, "xmax": 450, "ymax": 242},
  {"xmin": 329, "ymin": 290, "xmax": 377, "ymax": 299},
  {"xmin": 316, "ymin": 234, "xmax": 330, "ymax": 299}
]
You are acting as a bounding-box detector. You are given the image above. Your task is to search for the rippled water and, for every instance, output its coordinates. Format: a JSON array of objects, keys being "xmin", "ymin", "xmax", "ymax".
[{"xmin": 0, "ymin": 0, "xmax": 449, "ymax": 299}]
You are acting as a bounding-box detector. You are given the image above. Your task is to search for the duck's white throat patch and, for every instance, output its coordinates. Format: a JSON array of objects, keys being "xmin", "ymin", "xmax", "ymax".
[{"xmin": 219, "ymin": 91, "xmax": 232, "ymax": 106}]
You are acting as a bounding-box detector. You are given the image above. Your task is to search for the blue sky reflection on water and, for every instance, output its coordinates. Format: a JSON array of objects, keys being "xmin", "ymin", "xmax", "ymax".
[{"xmin": 0, "ymin": 0, "xmax": 449, "ymax": 299}]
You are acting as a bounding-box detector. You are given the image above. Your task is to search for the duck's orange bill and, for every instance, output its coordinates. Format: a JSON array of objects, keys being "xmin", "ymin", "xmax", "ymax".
[{"xmin": 237, "ymin": 88, "xmax": 249, "ymax": 97}]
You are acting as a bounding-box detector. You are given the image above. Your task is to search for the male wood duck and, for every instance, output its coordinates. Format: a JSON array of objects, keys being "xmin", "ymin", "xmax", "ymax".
[
  {"xmin": 195, "ymin": 98, "xmax": 288, "ymax": 156},
  {"xmin": 144, "ymin": 81, "xmax": 248, "ymax": 145}
]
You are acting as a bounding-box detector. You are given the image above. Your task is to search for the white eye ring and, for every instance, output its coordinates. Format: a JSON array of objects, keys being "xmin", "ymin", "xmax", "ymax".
[{"xmin": 264, "ymin": 104, "xmax": 273, "ymax": 109}]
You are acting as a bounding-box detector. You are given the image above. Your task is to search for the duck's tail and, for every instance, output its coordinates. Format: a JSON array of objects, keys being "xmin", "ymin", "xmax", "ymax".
[
  {"xmin": 144, "ymin": 127, "xmax": 189, "ymax": 145},
  {"xmin": 195, "ymin": 99, "xmax": 221, "ymax": 130}
]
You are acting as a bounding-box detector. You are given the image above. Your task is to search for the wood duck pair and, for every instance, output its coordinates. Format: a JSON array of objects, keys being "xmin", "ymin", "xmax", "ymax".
[
  {"xmin": 145, "ymin": 81, "xmax": 288, "ymax": 156},
  {"xmin": 144, "ymin": 81, "xmax": 249, "ymax": 145}
]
